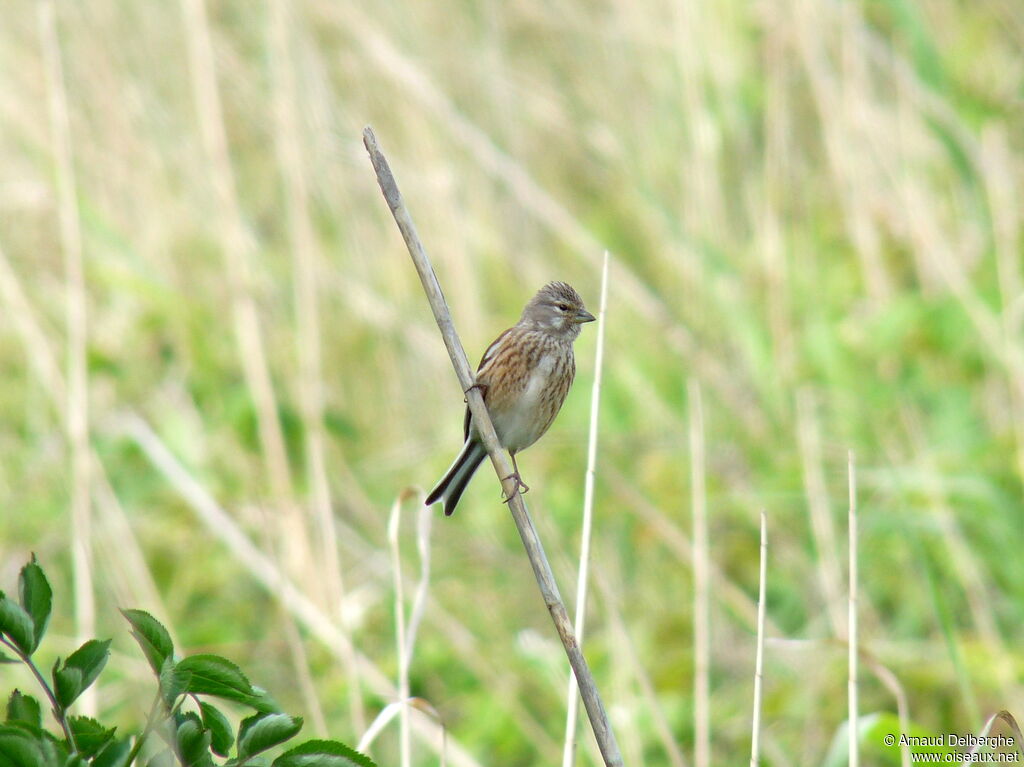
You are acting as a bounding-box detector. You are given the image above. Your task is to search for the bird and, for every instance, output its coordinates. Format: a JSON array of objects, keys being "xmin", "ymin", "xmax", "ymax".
[{"xmin": 425, "ymin": 281, "xmax": 596, "ymax": 516}]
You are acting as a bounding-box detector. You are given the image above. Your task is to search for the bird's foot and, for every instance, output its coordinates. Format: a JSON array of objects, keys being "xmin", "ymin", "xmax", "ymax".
[
  {"xmin": 501, "ymin": 473, "xmax": 530, "ymax": 503},
  {"xmin": 463, "ymin": 381, "xmax": 488, "ymax": 403}
]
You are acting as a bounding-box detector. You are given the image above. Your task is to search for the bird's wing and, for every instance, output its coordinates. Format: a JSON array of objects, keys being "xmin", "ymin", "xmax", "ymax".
[{"xmin": 464, "ymin": 326, "xmax": 513, "ymax": 441}]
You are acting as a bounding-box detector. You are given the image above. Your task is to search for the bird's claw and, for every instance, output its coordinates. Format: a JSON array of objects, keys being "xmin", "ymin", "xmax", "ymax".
[
  {"xmin": 463, "ymin": 381, "xmax": 488, "ymax": 403},
  {"xmin": 501, "ymin": 473, "xmax": 530, "ymax": 503}
]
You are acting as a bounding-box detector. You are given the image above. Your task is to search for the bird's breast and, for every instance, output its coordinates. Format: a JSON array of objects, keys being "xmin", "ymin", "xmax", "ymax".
[
  {"xmin": 490, "ymin": 348, "xmax": 572, "ymax": 452},
  {"xmin": 520, "ymin": 352, "xmax": 557, "ymax": 409}
]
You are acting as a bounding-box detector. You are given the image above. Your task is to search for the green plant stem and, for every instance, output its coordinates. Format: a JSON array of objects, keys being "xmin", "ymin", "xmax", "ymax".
[
  {"xmin": 0, "ymin": 635, "xmax": 78, "ymax": 752},
  {"xmin": 124, "ymin": 690, "xmax": 166, "ymax": 765}
]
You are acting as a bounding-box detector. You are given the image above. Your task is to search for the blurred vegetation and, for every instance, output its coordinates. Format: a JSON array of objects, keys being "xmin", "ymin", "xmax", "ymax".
[{"xmin": 1, "ymin": 0, "xmax": 1022, "ymax": 764}]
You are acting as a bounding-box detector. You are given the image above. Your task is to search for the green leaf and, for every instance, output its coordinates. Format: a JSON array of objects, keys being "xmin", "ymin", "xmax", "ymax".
[
  {"xmin": 67, "ymin": 716, "xmax": 115, "ymax": 757},
  {"xmin": 0, "ymin": 594, "xmax": 36, "ymax": 656},
  {"xmin": 52, "ymin": 640, "xmax": 110, "ymax": 708},
  {"xmin": 120, "ymin": 610, "xmax": 174, "ymax": 676},
  {"xmin": 52, "ymin": 664, "xmax": 83, "ymax": 710},
  {"xmin": 6, "ymin": 691, "xmax": 41, "ymax": 728},
  {"xmin": 172, "ymin": 655, "xmax": 278, "ymax": 712},
  {"xmin": 62, "ymin": 756, "xmax": 88, "ymax": 767},
  {"xmin": 40, "ymin": 731, "xmax": 69, "ymax": 764},
  {"xmin": 271, "ymin": 740, "xmax": 377, "ymax": 767},
  {"xmin": 199, "ymin": 702, "xmax": 234, "ymax": 757},
  {"xmin": 91, "ymin": 738, "xmax": 132, "ymax": 767},
  {"xmin": 174, "ymin": 713, "xmax": 212, "ymax": 767},
  {"xmin": 237, "ymin": 714, "xmax": 302, "ymax": 759},
  {"xmin": 64, "ymin": 640, "xmax": 110, "ymax": 692},
  {"xmin": 18, "ymin": 557, "xmax": 51, "ymax": 653},
  {"xmin": 822, "ymin": 712, "xmax": 956, "ymax": 767},
  {"xmin": 0, "ymin": 724, "xmax": 52, "ymax": 767},
  {"xmin": 0, "ymin": 649, "xmax": 19, "ymax": 664}
]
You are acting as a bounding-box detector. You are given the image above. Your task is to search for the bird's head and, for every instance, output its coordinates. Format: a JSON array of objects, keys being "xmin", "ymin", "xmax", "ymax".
[{"xmin": 520, "ymin": 281, "xmax": 595, "ymax": 338}]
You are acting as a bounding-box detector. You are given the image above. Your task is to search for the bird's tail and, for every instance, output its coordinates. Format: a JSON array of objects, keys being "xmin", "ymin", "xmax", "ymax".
[{"xmin": 425, "ymin": 439, "xmax": 488, "ymax": 516}]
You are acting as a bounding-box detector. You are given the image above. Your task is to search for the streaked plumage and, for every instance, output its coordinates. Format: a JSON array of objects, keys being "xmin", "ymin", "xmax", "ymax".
[{"xmin": 425, "ymin": 282, "xmax": 595, "ymax": 516}]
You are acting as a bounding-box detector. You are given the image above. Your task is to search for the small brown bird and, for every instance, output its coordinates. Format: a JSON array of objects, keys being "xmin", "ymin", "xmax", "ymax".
[{"xmin": 425, "ymin": 282, "xmax": 596, "ymax": 516}]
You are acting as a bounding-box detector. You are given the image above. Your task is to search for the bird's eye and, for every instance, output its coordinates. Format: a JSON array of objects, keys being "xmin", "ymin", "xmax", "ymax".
[{"xmin": 556, "ymin": 303, "xmax": 570, "ymax": 312}]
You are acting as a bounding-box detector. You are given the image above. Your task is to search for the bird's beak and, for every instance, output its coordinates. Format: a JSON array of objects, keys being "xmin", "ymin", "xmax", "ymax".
[{"xmin": 575, "ymin": 309, "xmax": 596, "ymax": 324}]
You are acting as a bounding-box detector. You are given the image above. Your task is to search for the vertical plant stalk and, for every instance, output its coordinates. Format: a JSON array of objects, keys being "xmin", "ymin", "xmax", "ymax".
[
  {"xmin": 363, "ymin": 126, "xmax": 624, "ymax": 767},
  {"xmin": 386, "ymin": 493, "xmax": 434, "ymax": 767},
  {"xmin": 267, "ymin": 0, "xmax": 364, "ymax": 733},
  {"xmin": 387, "ymin": 494, "xmax": 412, "ymax": 767},
  {"xmin": 847, "ymin": 450, "xmax": 858, "ymax": 767},
  {"xmin": 749, "ymin": 510, "xmax": 767, "ymax": 767},
  {"xmin": 689, "ymin": 380, "xmax": 709, "ymax": 767},
  {"xmin": 0, "ymin": 637, "xmax": 78, "ymax": 750},
  {"xmin": 866, "ymin": 660, "xmax": 910, "ymax": 767},
  {"xmin": 38, "ymin": 0, "xmax": 95, "ymax": 715},
  {"xmin": 562, "ymin": 251, "xmax": 610, "ymax": 767}
]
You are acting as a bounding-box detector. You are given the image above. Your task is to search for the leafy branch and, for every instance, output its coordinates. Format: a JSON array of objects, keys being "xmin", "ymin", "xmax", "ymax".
[{"xmin": 0, "ymin": 556, "xmax": 375, "ymax": 767}]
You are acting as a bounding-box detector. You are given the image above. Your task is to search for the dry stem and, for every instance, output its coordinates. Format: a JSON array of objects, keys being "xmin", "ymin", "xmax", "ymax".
[{"xmin": 363, "ymin": 126, "xmax": 624, "ymax": 767}]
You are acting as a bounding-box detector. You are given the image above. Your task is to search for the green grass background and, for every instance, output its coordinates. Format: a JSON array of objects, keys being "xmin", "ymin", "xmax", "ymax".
[{"xmin": 1, "ymin": 0, "xmax": 1022, "ymax": 764}]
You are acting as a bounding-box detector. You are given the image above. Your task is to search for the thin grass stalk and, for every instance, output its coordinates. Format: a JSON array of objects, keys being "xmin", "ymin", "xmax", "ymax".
[
  {"xmin": 387, "ymin": 493, "xmax": 412, "ymax": 767},
  {"xmin": 358, "ymin": 701, "xmax": 404, "ymax": 755},
  {"xmin": 688, "ymin": 380, "xmax": 709, "ymax": 767},
  {"xmin": 358, "ymin": 697, "xmax": 447, "ymax": 766},
  {"xmin": 749, "ymin": 510, "xmax": 767, "ymax": 767},
  {"xmin": 385, "ymin": 495, "xmax": 434, "ymax": 765},
  {"xmin": 363, "ymin": 126, "xmax": 623, "ymax": 767},
  {"xmin": 866, "ymin": 659, "xmax": 910, "ymax": 767},
  {"xmin": 38, "ymin": 0, "xmax": 95, "ymax": 714},
  {"xmin": 847, "ymin": 450, "xmax": 858, "ymax": 767},
  {"xmin": 963, "ymin": 712, "xmax": 1024, "ymax": 764},
  {"xmin": 406, "ymin": 499, "xmax": 433, "ymax": 661},
  {"xmin": 119, "ymin": 413, "xmax": 483, "ymax": 767},
  {"xmin": 561, "ymin": 251, "xmax": 610, "ymax": 767}
]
